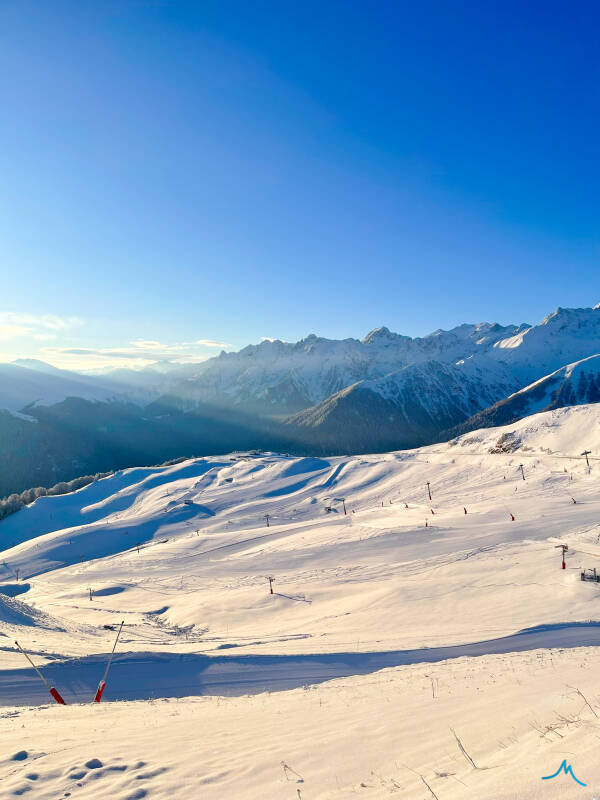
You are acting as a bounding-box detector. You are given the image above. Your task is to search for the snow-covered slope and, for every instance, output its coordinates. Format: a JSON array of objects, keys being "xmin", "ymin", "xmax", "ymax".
[
  {"xmin": 2, "ymin": 406, "xmax": 600, "ymax": 798},
  {"xmin": 489, "ymin": 304, "xmax": 600, "ymax": 381},
  {"xmin": 448, "ymin": 401, "xmax": 600, "ymax": 454},
  {"xmin": 286, "ymin": 356, "xmax": 519, "ymax": 450},
  {"xmin": 450, "ymin": 353, "xmax": 600, "ymax": 436}
]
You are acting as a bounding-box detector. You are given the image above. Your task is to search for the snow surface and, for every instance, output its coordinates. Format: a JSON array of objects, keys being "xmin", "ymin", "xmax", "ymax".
[
  {"xmin": 494, "ymin": 353, "xmax": 600, "ymax": 416},
  {"xmin": 2, "ymin": 405, "xmax": 600, "ymax": 798}
]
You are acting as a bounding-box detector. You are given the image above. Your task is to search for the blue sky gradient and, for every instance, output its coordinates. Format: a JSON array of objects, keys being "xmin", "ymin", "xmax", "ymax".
[{"xmin": 0, "ymin": 1, "xmax": 598, "ymax": 368}]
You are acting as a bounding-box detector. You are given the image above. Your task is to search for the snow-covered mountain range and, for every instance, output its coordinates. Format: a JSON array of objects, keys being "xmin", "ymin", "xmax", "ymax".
[
  {"xmin": 1, "ymin": 303, "xmax": 600, "ymax": 495},
  {"xmin": 164, "ymin": 305, "xmax": 600, "ymax": 421},
  {"xmin": 168, "ymin": 321, "xmax": 528, "ymax": 413}
]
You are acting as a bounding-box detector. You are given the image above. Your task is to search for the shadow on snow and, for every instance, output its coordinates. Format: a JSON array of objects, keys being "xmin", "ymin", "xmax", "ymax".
[{"xmin": 3, "ymin": 621, "xmax": 600, "ymax": 706}]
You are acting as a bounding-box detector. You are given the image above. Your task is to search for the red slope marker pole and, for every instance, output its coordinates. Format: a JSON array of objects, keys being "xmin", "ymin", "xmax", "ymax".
[
  {"xmin": 93, "ymin": 620, "xmax": 124, "ymax": 703},
  {"xmin": 14, "ymin": 640, "xmax": 66, "ymax": 705}
]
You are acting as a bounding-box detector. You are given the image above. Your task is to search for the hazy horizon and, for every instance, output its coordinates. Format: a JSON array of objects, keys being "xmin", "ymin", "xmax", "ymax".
[{"xmin": 2, "ymin": 1, "xmax": 599, "ymax": 371}]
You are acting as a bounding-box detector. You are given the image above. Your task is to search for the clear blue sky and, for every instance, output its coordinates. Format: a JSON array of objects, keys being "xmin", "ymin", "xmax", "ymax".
[{"xmin": 0, "ymin": 0, "xmax": 598, "ymax": 369}]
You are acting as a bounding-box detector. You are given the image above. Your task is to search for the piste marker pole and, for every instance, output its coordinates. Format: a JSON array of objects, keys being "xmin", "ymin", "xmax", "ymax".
[
  {"xmin": 93, "ymin": 620, "xmax": 124, "ymax": 703},
  {"xmin": 14, "ymin": 640, "xmax": 66, "ymax": 705}
]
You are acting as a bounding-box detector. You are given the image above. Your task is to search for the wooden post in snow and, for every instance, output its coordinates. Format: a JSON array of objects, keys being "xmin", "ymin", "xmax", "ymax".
[
  {"xmin": 582, "ymin": 450, "xmax": 592, "ymax": 469},
  {"xmin": 426, "ymin": 482, "xmax": 432, "ymax": 501}
]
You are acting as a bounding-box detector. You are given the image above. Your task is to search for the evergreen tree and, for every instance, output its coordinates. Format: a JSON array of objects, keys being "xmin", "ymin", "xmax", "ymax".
[
  {"xmin": 587, "ymin": 371, "xmax": 600, "ymax": 402},
  {"xmin": 576, "ymin": 369, "xmax": 588, "ymax": 401}
]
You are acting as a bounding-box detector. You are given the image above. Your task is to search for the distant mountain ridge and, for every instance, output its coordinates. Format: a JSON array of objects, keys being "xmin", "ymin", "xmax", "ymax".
[
  {"xmin": 168, "ymin": 320, "xmax": 530, "ymax": 414},
  {"xmin": 1, "ymin": 302, "xmax": 600, "ymax": 496}
]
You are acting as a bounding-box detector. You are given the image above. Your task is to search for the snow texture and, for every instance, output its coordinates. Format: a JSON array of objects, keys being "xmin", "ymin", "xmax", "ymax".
[{"xmin": 2, "ymin": 404, "xmax": 600, "ymax": 798}]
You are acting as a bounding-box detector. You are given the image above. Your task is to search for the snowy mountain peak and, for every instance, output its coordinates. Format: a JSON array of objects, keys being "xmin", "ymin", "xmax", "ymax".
[
  {"xmin": 539, "ymin": 305, "xmax": 600, "ymax": 329},
  {"xmin": 362, "ymin": 326, "xmax": 400, "ymax": 344}
]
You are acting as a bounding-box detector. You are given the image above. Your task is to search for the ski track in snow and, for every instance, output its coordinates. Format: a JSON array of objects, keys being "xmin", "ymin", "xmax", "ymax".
[{"xmin": 2, "ymin": 405, "xmax": 600, "ymax": 798}]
